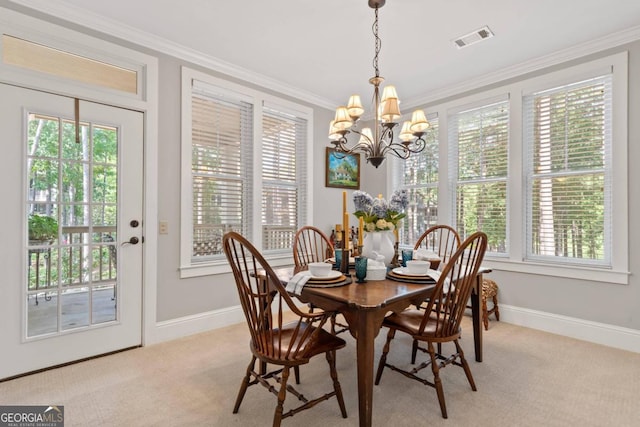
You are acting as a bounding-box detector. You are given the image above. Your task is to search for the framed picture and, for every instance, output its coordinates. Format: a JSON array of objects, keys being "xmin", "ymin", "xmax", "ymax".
[{"xmin": 325, "ymin": 147, "xmax": 360, "ymax": 189}]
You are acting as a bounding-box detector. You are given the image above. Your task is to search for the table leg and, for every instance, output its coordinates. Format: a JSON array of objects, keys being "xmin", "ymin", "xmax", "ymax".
[
  {"xmin": 471, "ymin": 273, "xmax": 484, "ymax": 362},
  {"xmin": 354, "ymin": 309, "xmax": 385, "ymax": 427}
]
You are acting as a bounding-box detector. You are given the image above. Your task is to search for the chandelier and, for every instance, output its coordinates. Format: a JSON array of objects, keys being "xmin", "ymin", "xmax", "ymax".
[{"xmin": 328, "ymin": 0, "xmax": 430, "ymax": 168}]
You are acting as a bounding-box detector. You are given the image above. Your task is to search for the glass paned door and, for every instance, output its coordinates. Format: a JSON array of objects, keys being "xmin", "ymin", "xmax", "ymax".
[
  {"xmin": 26, "ymin": 114, "xmax": 120, "ymax": 336},
  {"xmin": 0, "ymin": 83, "xmax": 143, "ymax": 380}
]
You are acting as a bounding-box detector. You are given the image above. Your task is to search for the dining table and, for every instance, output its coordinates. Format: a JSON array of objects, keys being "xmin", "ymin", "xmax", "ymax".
[{"xmin": 272, "ymin": 266, "xmax": 490, "ymax": 427}]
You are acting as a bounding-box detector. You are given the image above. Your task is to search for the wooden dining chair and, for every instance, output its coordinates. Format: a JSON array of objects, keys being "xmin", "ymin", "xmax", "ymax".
[
  {"xmin": 223, "ymin": 231, "xmax": 348, "ymax": 427},
  {"xmin": 375, "ymin": 231, "xmax": 488, "ymax": 419},
  {"xmin": 413, "ymin": 224, "xmax": 461, "ymax": 269},
  {"xmin": 411, "ymin": 224, "xmax": 462, "ymax": 361},
  {"xmin": 293, "ymin": 225, "xmax": 333, "ymax": 266},
  {"xmin": 292, "ymin": 226, "xmax": 347, "ymax": 335}
]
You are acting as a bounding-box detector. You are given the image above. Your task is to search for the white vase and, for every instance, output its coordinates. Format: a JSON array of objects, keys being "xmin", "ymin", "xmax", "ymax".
[{"xmin": 361, "ymin": 231, "xmax": 395, "ymax": 266}]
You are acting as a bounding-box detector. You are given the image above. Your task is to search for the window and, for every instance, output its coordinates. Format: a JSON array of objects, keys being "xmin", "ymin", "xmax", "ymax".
[
  {"xmin": 261, "ymin": 107, "xmax": 308, "ymax": 251},
  {"xmin": 523, "ymin": 75, "xmax": 611, "ymax": 266},
  {"xmin": 392, "ymin": 115, "xmax": 439, "ymax": 246},
  {"xmin": 389, "ymin": 53, "xmax": 627, "ymax": 282},
  {"xmin": 181, "ymin": 68, "xmax": 311, "ymax": 277},
  {"xmin": 448, "ymin": 98, "xmax": 509, "ymax": 254}
]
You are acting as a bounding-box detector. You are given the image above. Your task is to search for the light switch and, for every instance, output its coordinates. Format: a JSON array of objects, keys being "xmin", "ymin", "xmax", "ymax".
[{"xmin": 159, "ymin": 220, "xmax": 169, "ymax": 235}]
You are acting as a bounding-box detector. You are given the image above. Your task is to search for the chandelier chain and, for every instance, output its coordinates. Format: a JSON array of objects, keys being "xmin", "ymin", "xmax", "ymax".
[{"xmin": 373, "ymin": 6, "xmax": 381, "ymax": 78}]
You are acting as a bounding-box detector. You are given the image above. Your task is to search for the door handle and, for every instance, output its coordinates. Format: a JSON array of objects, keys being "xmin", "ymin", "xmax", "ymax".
[{"xmin": 121, "ymin": 236, "xmax": 140, "ymax": 246}]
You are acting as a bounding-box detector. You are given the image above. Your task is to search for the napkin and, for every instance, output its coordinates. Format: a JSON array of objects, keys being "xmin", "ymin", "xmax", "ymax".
[
  {"xmin": 414, "ymin": 248, "xmax": 440, "ymax": 261},
  {"xmin": 285, "ymin": 272, "xmax": 311, "ymax": 296},
  {"xmin": 366, "ymin": 252, "xmax": 386, "ymax": 269},
  {"xmin": 428, "ymin": 269, "xmax": 453, "ymax": 293}
]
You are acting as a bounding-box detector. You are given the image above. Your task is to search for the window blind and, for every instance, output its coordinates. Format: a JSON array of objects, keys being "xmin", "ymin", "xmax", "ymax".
[
  {"xmin": 261, "ymin": 107, "xmax": 307, "ymax": 251},
  {"xmin": 394, "ymin": 115, "xmax": 439, "ymax": 245},
  {"xmin": 449, "ymin": 99, "xmax": 509, "ymax": 252},
  {"xmin": 523, "ymin": 75, "xmax": 611, "ymax": 265},
  {"xmin": 191, "ymin": 93, "xmax": 253, "ymax": 260}
]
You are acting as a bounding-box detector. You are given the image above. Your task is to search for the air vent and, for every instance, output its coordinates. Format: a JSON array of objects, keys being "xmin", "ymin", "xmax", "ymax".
[{"xmin": 453, "ymin": 26, "xmax": 494, "ymax": 49}]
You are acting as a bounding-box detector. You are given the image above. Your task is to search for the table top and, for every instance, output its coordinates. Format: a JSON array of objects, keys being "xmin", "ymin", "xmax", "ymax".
[{"xmin": 273, "ymin": 267, "xmax": 436, "ymax": 310}]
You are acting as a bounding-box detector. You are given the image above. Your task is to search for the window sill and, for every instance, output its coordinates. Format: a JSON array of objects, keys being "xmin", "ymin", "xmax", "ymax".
[
  {"xmin": 179, "ymin": 253, "xmax": 294, "ymax": 279},
  {"xmin": 483, "ymin": 258, "xmax": 629, "ymax": 285}
]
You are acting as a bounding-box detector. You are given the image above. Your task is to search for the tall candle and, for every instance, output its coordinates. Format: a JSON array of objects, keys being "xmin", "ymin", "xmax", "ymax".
[
  {"xmin": 343, "ymin": 212, "xmax": 349, "ymax": 249},
  {"xmin": 358, "ymin": 216, "xmax": 364, "ymax": 246},
  {"xmin": 378, "ymin": 193, "xmax": 383, "ymax": 199},
  {"xmin": 343, "ymin": 191, "xmax": 347, "ymax": 214}
]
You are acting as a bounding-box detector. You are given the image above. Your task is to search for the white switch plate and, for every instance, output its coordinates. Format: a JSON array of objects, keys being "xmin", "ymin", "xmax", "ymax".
[{"xmin": 159, "ymin": 220, "xmax": 169, "ymax": 234}]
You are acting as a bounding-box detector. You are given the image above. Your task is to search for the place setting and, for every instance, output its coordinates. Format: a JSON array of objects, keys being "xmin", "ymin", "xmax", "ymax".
[
  {"xmin": 386, "ymin": 260, "xmax": 438, "ymax": 284},
  {"xmin": 299, "ymin": 262, "xmax": 352, "ymax": 288}
]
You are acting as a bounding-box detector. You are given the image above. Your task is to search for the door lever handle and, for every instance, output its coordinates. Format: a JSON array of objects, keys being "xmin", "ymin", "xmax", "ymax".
[{"xmin": 121, "ymin": 236, "xmax": 140, "ymax": 246}]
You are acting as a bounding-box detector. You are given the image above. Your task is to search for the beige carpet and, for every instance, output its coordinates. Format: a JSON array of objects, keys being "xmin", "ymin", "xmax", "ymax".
[{"xmin": 1, "ymin": 317, "xmax": 639, "ymax": 426}]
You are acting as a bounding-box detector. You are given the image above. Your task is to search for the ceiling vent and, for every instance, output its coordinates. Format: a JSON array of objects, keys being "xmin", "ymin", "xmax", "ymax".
[{"xmin": 454, "ymin": 26, "xmax": 494, "ymax": 49}]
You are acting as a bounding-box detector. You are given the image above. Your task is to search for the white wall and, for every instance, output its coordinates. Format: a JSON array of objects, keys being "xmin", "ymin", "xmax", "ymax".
[{"xmin": 1, "ymin": 2, "xmax": 638, "ymax": 351}]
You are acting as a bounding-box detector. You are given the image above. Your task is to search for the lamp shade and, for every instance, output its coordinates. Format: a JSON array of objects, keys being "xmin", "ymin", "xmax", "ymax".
[
  {"xmin": 333, "ymin": 107, "xmax": 353, "ymax": 130},
  {"xmin": 328, "ymin": 120, "xmax": 342, "ymax": 140},
  {"xmin": 381, "ymin": 85, "xmax": 399, "ymax": 101},
  {"xmin": 409, "ymin": 109, "xmax": 430, "ymax": 132},
  {"xmin": 399, "ymin": 121, "xmax": 414, "ymax": 142},
  {"xmin": 381, "ymin": 98, "xmax": 401, "ymax": 122},
  {"xmin": 347, "ymin": 95, "xmax": 365, "ymax": 118}
]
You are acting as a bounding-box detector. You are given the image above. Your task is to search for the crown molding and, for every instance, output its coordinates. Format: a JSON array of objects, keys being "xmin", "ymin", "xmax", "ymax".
[
  {"xmin": 4, "ymin": 0, "xmax": 336, "ymax": 110},
  {"xmin": 7, "ymin": 1, "xmax": 640, "ymax": 112},
  {"xmin": 403, "ymin": 24, "xmax": 640, "ymax": 110}
]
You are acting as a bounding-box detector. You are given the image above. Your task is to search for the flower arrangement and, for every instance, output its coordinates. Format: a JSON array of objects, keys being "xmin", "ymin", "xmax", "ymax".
[{"xmin": 353, "ymin": 190, "xmax": 409, "ymax": 232}]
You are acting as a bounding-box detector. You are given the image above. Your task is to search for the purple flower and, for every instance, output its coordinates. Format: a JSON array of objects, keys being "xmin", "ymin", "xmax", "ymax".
[
  {"xmin": 353, "ymin": 190, "xmax": 374, "ymax": 212},
  {"xmin": 389, "ymin": 189, "xmax": 409, "ymax": 212}
]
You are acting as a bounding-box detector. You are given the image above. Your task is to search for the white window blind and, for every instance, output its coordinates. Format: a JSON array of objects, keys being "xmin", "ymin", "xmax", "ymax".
[
  {"xmin": 523, "ymin": 75, "xmax": 611, "ymax": 265},
  {"xmin": 449, "ymin": 99, "xmax": 509, "ymax": 253},
  {"xmin": 393, "ymin": 115, "xmax": 439, "ymax": 245},
  {"xmin": 190, "ymin": 91, "xmax": 253, "ymax": 261},
  {"xmin": 261, "ymin": 107, "xmax": 307, "ymax": 252}
]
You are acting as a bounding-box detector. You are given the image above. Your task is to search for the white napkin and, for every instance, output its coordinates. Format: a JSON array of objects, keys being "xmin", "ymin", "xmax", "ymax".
[
  {"xmin": 414, "ymin": 248, "xmax": 440, "ymax": 261},
  {"xmin": 366, "ymin": 252, "xmax": 386, "ymax": 270},
  {"xmin": 285, "ymin": 272, "xmax": 311, "ymax": 296},
  {"xmin": 428, "ymin": 269, "xmax": 453, "ymax": 293}
]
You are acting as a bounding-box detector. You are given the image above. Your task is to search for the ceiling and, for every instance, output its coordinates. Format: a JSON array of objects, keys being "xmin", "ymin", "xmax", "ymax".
[{"xmin": 7, "ymin": 0, "xmax": 640, "ymax": 110}]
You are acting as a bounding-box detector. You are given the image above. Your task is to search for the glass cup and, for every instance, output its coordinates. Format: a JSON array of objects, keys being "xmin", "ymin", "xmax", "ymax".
[
  {"xmin": 355, "ymin": 256, "xmax": 368, "ymax": 283},
  {"xmin": 401, "ymin": 249, "xmax": 414, "ymax": 267},
  {"xmin": 334, "ymin": 249, "xmax": 343, "ymax": 270}
]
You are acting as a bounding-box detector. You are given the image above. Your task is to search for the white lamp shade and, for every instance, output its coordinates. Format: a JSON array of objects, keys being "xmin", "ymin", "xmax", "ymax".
[
  {"xmin": 381, "ymin": 85, "xmax": 399, "ymax": 101},
  {"xmin": 409, "ymin": 109, "xmax": 430, "ymax": 132},
  {"xmin": 328, "ymin": 120, "xmax": 341, "ymax": 140},
  {"xmin": 347, "ymin": 95, "xmax": 365, "ymax": 118},
  {"xmin": 333, "ymin": 107, "xmax": 353, "ymax": 130},
  {"xmin": 381, "ymin": 98, "xmax": 401, "ymax": 122},
  {"xmin": 399, "ymin": 121, "xmax": 414, "ymax": 142}
]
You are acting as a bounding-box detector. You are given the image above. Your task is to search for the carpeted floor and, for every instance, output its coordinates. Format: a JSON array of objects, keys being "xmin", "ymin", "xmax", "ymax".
[{"xmin": 1, "ymin": 316, "xmax": 639, "ymax": 426}]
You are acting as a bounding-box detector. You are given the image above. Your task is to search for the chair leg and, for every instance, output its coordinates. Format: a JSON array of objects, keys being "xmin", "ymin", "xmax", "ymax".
[
  {"xmin": 326, "ymin": 350, "xmax": 348, "ymax": 418},
  {"xmin": 427, "ymin": 342, "xmax": 448, "ymax": 419},
  {"xmin": 294, "ymin": 366, "xmax": 300, "ymax": 384},
  {"xmin": 493, "ymin": 295, "xmax": 500, "ymax": 321},
  {"xmin": 454, "ymin": 339, "xmax": 477, "ymax": 391},
  {"xmin": 411, "ymin": 338, "xmax": 418, "ymax": 364},
  {"xmin": 273, "ymin": 366, "xmax": 290, "ymax": 427},
  {"xmin": 375, "ymin": 328, "xmax": 396, "ymax": 385},
  {"xmin": 330, "ymin": 313, "xmax": 337, "ymax": 335},
  {"xmin": 233, "ymin": 356, "xmax": 256, "ymax": 414},
  {"xmin": 482, "ymin": 297, "xmax": 489, "ymax": 331}
]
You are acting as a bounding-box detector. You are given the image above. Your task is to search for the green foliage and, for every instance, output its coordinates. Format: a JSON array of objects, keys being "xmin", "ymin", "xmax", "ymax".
[{"xmin": 28, "ymin": 214, "xmax": 58, "ymax": 242}]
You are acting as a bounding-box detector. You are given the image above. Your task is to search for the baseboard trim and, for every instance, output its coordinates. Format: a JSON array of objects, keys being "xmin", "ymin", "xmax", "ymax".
[
  {"xmin": 149, "ymin": 306, "xmax": 245, "ymax": 344},
  {"xmin": 498, "ymin": 304, "xmax": 640, "ymax": 353},
  {"xmin": 148, "ymin": 303, "xmax": 640, "ymax": 354}
]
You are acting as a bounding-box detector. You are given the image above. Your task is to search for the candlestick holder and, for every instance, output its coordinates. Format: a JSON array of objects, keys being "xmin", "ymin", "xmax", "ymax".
[
  {"xmin": 340, "ymin": 248, "xmax": 350, "ymax": 274},
  {"xmin": 390, "ymin": 241, "xmax": 401, "ymax": 268}
]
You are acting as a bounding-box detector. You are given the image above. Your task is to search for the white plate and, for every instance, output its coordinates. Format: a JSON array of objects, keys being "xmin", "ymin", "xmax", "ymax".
[
  {"xmin": 304, "ymin": 270, "xmax": 342, "ymax": 280},
  {"xmin": 392, "ymin": 267, "xmax": 435, "ymax": 277}
]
